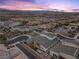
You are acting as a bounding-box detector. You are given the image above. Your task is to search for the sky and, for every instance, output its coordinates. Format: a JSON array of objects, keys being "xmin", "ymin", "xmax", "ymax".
[{"xmin": 0, "ymin": 0, "xmax": 79, "ymax": 12}]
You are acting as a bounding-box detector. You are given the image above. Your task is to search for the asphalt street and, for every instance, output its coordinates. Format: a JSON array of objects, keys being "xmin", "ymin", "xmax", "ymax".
[
  {"xmin": 8, "ymin": 36, "xmax": 29, "ymax": 44},
  {"xmin": 16, "ymin": 44, "xmax": 37, "ymax": 59}
]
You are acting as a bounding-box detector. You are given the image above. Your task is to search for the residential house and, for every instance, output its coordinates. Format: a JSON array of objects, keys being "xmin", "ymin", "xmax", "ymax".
[
  {"xmin": 30, "ymin": 32, "xmax": 60, "ymax": 52},
  {"xmin": 50, "ymin": 42, "xmax": 79, "ymax": 59}
]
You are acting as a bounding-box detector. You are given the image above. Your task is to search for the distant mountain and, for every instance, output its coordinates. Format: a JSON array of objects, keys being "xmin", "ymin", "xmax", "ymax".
[
  {"xmin": 72, "ymin": 9, "xmax": 79, "ymax": 12},
  {"xmin": 0, "ymin": 8, "xmax": 65, "ymax": 15},
  {"xmin": 48, "ymin": 9, "xmax": 65, "ymax": 12},
  {"xmin": 0, "ymin": 8, "xmax": 79, "ymax": 16}
]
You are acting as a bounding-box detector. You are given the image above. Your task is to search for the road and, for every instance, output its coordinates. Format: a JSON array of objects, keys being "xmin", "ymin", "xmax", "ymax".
[
  {"xmin": 2, "ymin": 36, "xmax": 37, "ymax": 59},
  {"xmin": 16, "ymin": 44, "xmax": 37, "ymax": 59},
  {"xmin": 8, "ymin": 36, "xmax": 29, "ymax": 44},
  {"xmin": 8, "ymin": 35, "xmax": 38, "ymax": 59}
]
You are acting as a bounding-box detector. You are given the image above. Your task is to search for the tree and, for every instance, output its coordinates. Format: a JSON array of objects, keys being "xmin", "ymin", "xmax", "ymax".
[
  {"xmin": 21, "ymin": 20, "xmax": 28, "ymax": 25},
  {"xmin": 0, "ymin": 34, "xmax": 7, "ymax": 44},
  {"xmin": 0, "ymin": 16, "xmax": 10, "ymax": 21},
  {"xmin": 76, "ymin": 54, "xmax": 79, "ymax": 59},
  {"xmin": 0, "ymin": 34, "xmax": 7, "ymax": 40},
  {"xmin": 51, "ymin": 57, "xmax": 55, "ymax": 59}
]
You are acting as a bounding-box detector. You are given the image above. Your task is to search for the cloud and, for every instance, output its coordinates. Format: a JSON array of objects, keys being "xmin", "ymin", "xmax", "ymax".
[
  {"xmin": 0, "ymin": 1, "xmax": 48, "ymax": 10},
  {"xmin": 0, "ymin": 0, "xmax": 79, "ymax": 12}
]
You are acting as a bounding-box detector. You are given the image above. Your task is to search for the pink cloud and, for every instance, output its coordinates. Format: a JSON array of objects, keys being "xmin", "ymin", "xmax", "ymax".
[
  {"xmin": 0, "ymin": 1, "xmax": 48, "ymax": 10},
  {"xmin": 0, "ymin": 0, "xmax": 78, "ymax": 12},
  {"xmin": 44, "ymin": 3, "xmax": 76, "ymax": 12},
  {"xmin": 15, "ymin": 1, "xmax": 32, "ymax": 5}
]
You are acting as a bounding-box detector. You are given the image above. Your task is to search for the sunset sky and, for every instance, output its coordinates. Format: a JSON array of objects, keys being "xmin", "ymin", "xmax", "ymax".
[{"xmin": 0, "ymin": 0, "xmax": 79, "ymax": 12}]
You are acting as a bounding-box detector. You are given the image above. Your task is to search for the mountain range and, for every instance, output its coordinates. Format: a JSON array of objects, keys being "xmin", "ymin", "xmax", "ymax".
[{"xmin": 0, "ymin": 8, "xmax": 79, "ymax": 15}]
